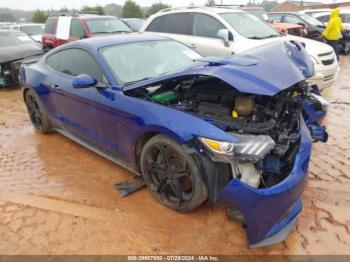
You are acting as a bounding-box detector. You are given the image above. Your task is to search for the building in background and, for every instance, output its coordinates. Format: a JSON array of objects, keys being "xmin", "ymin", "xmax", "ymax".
[{"xmin": 272, "ymin": 1, "xmax": 324, "ymax": 12}]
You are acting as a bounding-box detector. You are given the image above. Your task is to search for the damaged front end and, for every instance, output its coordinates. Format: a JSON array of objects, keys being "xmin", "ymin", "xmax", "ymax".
[
  {"xmin": 0, "ymin": 61, "xmax": 22, "ymax": 87},
  {"xmin": 125, "ymin": 40, "xmax": 328, "ymax": 247}
]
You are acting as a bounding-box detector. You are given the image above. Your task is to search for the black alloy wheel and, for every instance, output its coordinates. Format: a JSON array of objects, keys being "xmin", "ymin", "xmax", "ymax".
[
  {"xmin": 25, "ymin": 89, "xmax": 52, "ymax": 133},
  {"xmin": 141, "ymin": 135, "xmax": 207, "ymax": 212}
]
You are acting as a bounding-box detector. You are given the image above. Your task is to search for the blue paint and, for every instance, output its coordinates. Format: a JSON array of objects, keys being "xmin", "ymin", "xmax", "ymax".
[
  {"xmin": 20, "ymin": 34, "xmax": 320, "ymax": 247},
  {"xmin": 219, "ymin": 118, "xmax": 312, "ymax": 245}
]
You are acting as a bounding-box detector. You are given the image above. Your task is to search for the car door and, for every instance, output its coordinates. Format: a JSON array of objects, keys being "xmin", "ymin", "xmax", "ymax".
[
  {"xmin": 45, "ymin": 48, "xmax": 121, "ymax": 154},
  {"xmin": 188, "ymin": 13, "xmax": 233, "ymax": 57}
]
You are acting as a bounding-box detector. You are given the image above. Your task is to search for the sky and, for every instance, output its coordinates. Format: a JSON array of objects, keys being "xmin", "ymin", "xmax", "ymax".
[{"xmin": 0, "ymin": 0, "xmax": 341, "ymax": 11}]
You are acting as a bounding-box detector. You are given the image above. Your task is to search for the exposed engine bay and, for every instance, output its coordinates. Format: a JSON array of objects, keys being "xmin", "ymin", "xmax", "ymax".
[{"xmin": 127, "ymin": 76, "xmax": 311, "ymax": 189}]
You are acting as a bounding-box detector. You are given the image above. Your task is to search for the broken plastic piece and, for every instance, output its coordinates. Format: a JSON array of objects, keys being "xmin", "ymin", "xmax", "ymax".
[{"xmin": 114, "ymin": 176, "xmax": 146, "ymax": 197}]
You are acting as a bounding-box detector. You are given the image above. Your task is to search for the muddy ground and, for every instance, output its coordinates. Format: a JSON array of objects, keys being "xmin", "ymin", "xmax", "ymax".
[{"xmin": 0, "ymin": 57, "xmax": 349, "ymax": 255}]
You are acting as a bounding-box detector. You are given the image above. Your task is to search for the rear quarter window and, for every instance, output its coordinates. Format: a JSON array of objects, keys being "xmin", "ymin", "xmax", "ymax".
[
  {"xmin": 146, "ymin": 13, "xmax": 192, "ymax": 35},
  {"xmin": 44, "ymin": 18, "xmax": 57, "ymax": 34}
]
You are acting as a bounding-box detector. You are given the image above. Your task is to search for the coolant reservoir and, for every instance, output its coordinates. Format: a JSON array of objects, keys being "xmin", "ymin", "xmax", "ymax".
[{"xmin": 231, "ymin": 163, "xmax": 260, "ymax": 188}]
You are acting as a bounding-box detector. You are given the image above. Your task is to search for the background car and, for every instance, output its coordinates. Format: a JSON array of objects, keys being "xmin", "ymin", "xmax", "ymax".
[
  {"xmin": 268, "ymin": 11, "xmax": 326, "ymax": 40},
  {"xmin": 121, "ymin": 18, "xmax": 144, "ymax": 32},
  {"xmin": 241, "ymin": 6, "xmax": 306, "ymax": 37},
  {"xmin": 141, "ymin": 6, "xmax": 339, "ymax": 90},
  {"xmin": 313, "ymin": 10, "xmax": 350, "ymax": 29},
  {"xmin": 42, "ymin": 13, "xmax": 131, "ymax": 51},
  {"xmin": 20, "ymin": 34, "xmax": 326, "ymax": 248},
  {"xmin": 1, "ymin": 23, "xmax": 45, "ymax": 43},
  {"xmin": 0, "ymin": 30, "xmax": 43, "ymax": 87}
]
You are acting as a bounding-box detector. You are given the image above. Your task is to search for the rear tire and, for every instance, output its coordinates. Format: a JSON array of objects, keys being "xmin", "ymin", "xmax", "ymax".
[
  {"xmin": 141, "ymin": 135, "xmax": 207, "ymax": 212},
  {"xmin": 25, "ymin": 89, "xmax": 52, "ymax": 133}
]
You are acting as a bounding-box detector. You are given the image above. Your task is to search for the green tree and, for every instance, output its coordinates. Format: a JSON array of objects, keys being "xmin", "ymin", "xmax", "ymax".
[
  {"xmin": 260, "ymin": 0, "xmax": 278, "ymax": 11},
  {"xmin": 205, "ymin": 0, "xmax": 216, "ymax": 6},
  {"xmin": 81, "ymin": 5, "xmax": 105, "ymax": 15},
  {"xmin": 122, "ymin": 0, "xmax": 143, "ymax": 18},
  {"xmin": 0, "ymin": 12, "xmax": 15, "ymax": 22},
  {"xmin": 104, "ymin": 3, "xmax": 123, "ymax": 17},
  {"xmin": 146, "ymin": 2, "xmax": 170, "ymax": 17},
  {"xmin": 31, "ymin": 9, "xmax": 47, "ymax": 23},
  {"xmin": 59, "ymin": 7, "xmax": 70, "ymax": 13}
]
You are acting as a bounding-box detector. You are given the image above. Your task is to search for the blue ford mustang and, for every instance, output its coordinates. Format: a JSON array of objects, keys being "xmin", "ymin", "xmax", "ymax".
[{"xmin": 19, "ymin": 34, "xmax": 327, "ymax": 247}]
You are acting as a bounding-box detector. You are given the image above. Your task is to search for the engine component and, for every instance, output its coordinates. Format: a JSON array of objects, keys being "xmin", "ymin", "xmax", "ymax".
[
  {"xmin": 152, "ymin": 90, "xmax": 177, "ymax": 103},
  {"xmin": 231, "ymin": 163, "xmax": 260, "ymax": 188},
  {"xmin": 234, "ymin": 96, "xmax": 255, "ymax": 117}
]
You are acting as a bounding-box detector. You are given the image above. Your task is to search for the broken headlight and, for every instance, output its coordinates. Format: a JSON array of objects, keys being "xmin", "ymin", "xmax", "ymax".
[{"xmin": 198, "ymin": 134, "xmax": 275, "ymax": 163}]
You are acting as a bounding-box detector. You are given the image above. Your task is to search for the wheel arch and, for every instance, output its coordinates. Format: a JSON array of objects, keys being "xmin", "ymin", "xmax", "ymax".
[{"xmin": 134, "ymin": 126, "xmax": 192, "ymax": 172}]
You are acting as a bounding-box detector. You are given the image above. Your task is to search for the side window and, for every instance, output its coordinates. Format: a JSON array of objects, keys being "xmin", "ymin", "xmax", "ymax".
[
  {"xmin": 44, "ymin": 19, "xmax": 57, "ymax": 34},
  {"xmin": 284, "ymin": 15, "xmax": 303, "ymax": 25},
  {"xmin": 145, "ymin": 16, "xmax": 164, "ymax": 32},
  {"xmin": 70, "ymin": 19, "xmax": 85, "ymax": 38},
  {"xmin": 46, "ymin": 49, "xmax": 105, "ymax": 83},
  {"xmin": 192, "ymin": 14, "xmax": 225, "ymax": 38},
  {"xmin": 269, "ymin": 14, "xmax": 282, "ymax": 23},
  {"xmin": 341, "ymin": 14, "xmax": 350, "ymax": 23},
  {"xmin": 146, "ymin": 13, "xmax": 191, "ymax": 35},
  {"xmin": 318, "ymin": 15, "xmax": 330, "ymax": 23}
]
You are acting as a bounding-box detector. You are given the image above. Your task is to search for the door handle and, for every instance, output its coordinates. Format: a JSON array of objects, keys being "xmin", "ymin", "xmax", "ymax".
[{"xmin": 190, "ymin": 43, "xmax": 197, "ymax": 49}]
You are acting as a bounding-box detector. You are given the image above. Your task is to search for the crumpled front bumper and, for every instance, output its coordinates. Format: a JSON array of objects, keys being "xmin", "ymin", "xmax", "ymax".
[{"xmin": 218, "ymin": 118, "xmax": 312, "ymax": 247}]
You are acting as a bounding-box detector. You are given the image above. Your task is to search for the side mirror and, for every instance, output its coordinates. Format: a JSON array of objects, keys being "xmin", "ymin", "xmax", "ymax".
[
  {"xmin": 217, "ymin": 29, "xmax": 232, "ymax": 47},
  {"xmin": 73, "ymin": 74, "xmax": 97, "ymax": 88}
]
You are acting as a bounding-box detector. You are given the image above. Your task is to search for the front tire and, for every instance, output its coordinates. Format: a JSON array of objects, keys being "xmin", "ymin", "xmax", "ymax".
[
  {"xmin": 141, "ymin": 135, "xmax": 207, "ymax": 212},
  {"xmin": 25, "ymin": 89, "xmax": 52, "ymax": 133}
]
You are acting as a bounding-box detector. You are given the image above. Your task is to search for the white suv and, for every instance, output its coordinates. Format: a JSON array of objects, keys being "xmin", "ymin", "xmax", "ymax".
[{"xmin": 141, "ymin": 6, "xmax": 339, "ymax": 90}]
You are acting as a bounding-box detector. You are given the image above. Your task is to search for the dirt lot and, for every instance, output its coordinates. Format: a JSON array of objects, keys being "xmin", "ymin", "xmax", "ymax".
[{"xmin": 0, "ymin": 57, "xmax": 349, "ymax": 255}]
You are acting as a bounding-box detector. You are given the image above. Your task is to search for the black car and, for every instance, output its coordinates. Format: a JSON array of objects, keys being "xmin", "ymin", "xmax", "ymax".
[
  {"xmin": 0, "ymin": 30, "xmax": 43, "ymax": 87},
  {"xmin": 268, "ymin": 12, "xmax": 326, "ymax": 40}
]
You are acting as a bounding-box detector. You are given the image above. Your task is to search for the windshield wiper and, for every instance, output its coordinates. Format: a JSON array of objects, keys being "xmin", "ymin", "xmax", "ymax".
[
  {"xmin": 93, "ymin": 31, "xmax": 110, "ymax": 34},
  {"xmin": 124, "ymin": 77, "xmax": 153, "ymax": 86},
  {"xmin": 94, "ymin": 30, "xmax": 130, "ymax": 34},
  {"xmin": 248, "ymin": 34, "xmax": 280, "ymax": 40},
  {"xmin": 110, "ymin": 30, "xmax": 131, "ymax": 33}
]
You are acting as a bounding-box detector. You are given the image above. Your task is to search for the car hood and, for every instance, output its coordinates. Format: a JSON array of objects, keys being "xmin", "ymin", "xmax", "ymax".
[
  {"xmin": 235, "ymin": 34, "xmax": 333, "ymax": 57},
  {"xmin": 0, "ymin": 42, "xmax": 43, "ymax": 64},
  {"xmin": 123, "ymin": 40, "xmax": 313, "ymax": 96}
]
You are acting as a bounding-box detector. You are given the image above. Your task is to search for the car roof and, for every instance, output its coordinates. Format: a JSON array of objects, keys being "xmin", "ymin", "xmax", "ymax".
[
  {"xmin": 56, "ymin": 33, "xmax": 170, "ymax": 50},
  {"xmin": 268, "ymin": 12, "xmax": 300, "ymax": 15},
  {"xmin": 155, "ymin": 6, "xmax": 244, "ymax": 15},
  {"xmin": 48, "ymin": 14, "xmax": 116, "ymax": 20}
]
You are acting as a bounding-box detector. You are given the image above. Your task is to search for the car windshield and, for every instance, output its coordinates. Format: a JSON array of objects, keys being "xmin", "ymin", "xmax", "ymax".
[
  {"xmin": 124, "ymin": 19, "xmax": 143, "ymax": 31},
  {"xmin": 85, "ymin": 18, "xmax": 131, "ymax": 34},
  {"xmin": 20, "ymin": 25, "xmax": 44, "ymax": 35},
  {"xmin": 299, "ymin": 14, "xmax": 324, "ymax": 26},
  {"xmin": 0, "ymin": 31, "xmax": 34, "ymax": 47},
  {"xmin": 101, "ymin": 40, "xmax": 202, "ymax": 85},
  {"xmin": 220, "ymin": 12, "xmax": 280, "ymax": 39},
  {"xmin": 246, "ymin": 9, "xmax": 267, "ymax": 21}
]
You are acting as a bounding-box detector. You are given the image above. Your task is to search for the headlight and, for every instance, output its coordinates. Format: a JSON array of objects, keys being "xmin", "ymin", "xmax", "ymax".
[
  {"xmin": 198, "ymin": 134, "xmax": 275, "ymax": 162},
  {"xmin": 309, "ymin": 55, "xmax": 319, "ymax": 64},
  {"xmin": 198, "ymin": 137, "xmax": 234, "ymax": 154}
]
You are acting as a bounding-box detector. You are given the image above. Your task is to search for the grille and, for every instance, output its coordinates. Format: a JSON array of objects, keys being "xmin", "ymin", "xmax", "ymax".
[
  {"xmin": 318, "ymin": 51, "xmax": 334, "ymax": 57},
  {"xmin": 324, "ymin": 74, "xmax": 335, "ymax": 82},
  {"xmin": 321, "ymin": 58, "xmax": 335, "ymax": 66}
]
